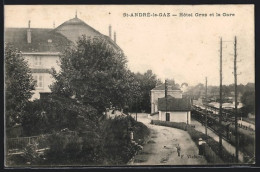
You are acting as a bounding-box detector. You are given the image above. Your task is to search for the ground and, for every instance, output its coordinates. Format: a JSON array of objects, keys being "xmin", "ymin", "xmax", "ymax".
[{"xmin": 129, "ymin": 113, "xmax": 207, "ymax": 165}]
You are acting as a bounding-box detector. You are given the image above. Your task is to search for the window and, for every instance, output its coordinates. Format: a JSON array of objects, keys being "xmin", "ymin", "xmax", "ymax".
[
  {"xmin": 33, "ymin": 74, "xmax": 44, "ymax": 88},
  {"xmin": 34, "ymin": 56, "xmax": 42, "ymax": 66}
]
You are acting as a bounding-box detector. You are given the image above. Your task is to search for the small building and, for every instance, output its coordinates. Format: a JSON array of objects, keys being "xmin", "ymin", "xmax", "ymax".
[
  {"xmin": 155, "ymin": 95, "xmax": 192, "ymax": 124},
  {"xmin": 151, "ymin": 84, "xmax": 182, "ymax": 114}
]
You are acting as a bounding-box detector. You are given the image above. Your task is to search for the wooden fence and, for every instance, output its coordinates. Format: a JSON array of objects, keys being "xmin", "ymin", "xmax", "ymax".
[{"xmin": 6, "ymin": 131, "xmax": 77, "ymax": 153}]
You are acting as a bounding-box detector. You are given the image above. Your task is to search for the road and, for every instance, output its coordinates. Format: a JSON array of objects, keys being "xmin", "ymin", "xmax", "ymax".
[{"xmin": 129, "ymin": 113, "xmax": 207, "ymax": 165}]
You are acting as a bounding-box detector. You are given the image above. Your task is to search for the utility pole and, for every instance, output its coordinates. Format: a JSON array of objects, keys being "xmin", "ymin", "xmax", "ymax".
[
  {"xmin": 234, "ymin": 36, "xmax": 239, "ymax": 163},
  {"xmin": 205, "ymin": 77, "xmax": 208, "ymax": 137},
  {"xmin": 219, "ymin": 37, "xmax": 223, "ymax": 158},
  {"xmin": 165, "ymin": 79, "xmax": 168, "ymax": 115},
  {"xmin": 136, "ymin": 98, "xmax": 138, "ymax": 121}
]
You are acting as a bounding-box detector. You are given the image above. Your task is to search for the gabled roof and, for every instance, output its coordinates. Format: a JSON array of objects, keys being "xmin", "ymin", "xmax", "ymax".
[
  {"xmin": 5, "ymin": 17, "xmax": 122, "ymax": 53},
  {"xmin": 54, "ymin": 17, "xmax": 102, "ymax": 37},
  {"xmin": 158, "ymin": 96, "xmax": 191, "ymax": 111},
  {"xmin": 4, "ymin": 28, "xmax": 72, "ymax": 52},
  {"xmin": 152, "ymin": 83, "xmax": 181, "ymax": 91}
]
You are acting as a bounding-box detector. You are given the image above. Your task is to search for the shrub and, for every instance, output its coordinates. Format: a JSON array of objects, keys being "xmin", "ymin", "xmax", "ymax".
[
  {"xmin": 21, "ymin": 141, "xmax": 43, "ymax": 165},
  {"xmin": 101, "ymin": 116, "xmax": 149, "ymax": 165},
  {"xmin": 6, "ymin": 141, "xmax": 45, "ymax": 166},
  {"xmin": 44, "ymin": 132, "xmax": 83, "ymax": 164}
]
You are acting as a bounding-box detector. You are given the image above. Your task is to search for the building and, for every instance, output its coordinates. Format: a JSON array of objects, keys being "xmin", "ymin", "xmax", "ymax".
[
  {"xmin": 151, "ymin": 83, "xmax": 182, "ymax": 114},
  {"xmin": 5, "ymin": 14, "xmax": 119, "ymax": 100},
  {"xmin": 154, "ymin": 95, "xmax": 191, "ymax": 124}
]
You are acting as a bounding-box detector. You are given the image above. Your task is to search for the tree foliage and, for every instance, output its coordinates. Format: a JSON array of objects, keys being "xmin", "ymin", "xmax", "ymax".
[
  {"xmin": 5, "ymin": 44, "xmax": 35, "ymax": 127},
  {"xmin": 22, "ymin": 95, "xmax": 98, "ymax": 136},
  {"xmin": 186, "ymin": 82, "xmax": 255, "ymax": 101},
  {"xmin": 51, "ymin": 36, "xmax": 132, "ymax": 114},
  {"xmin": 241, "ymin": 91, "xmax": 255, "ymax": 114},
  {"xmin": 129, "ymin": 70, "xmax": 162, "ymax": 113}
]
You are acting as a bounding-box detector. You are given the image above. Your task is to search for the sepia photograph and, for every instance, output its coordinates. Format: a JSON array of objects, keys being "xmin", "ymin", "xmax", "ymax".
[{"xmin": 4, "ymin": 5, "xmax": 255, "ymax": 167}]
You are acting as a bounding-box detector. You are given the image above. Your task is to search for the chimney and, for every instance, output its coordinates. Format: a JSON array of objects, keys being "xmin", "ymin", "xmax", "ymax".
[
  {"xmin": 109, "ymin": 25, "xmax": 112, "ymax": 38},
  {"xmin": 114, "ymin": 31, "xmax": 116, "ymax": 43},
  {"xmin": 53, "ymin": 21, "xmax": 55, "ymax": 29},
  {"xmin": 27, "ymin": 20, "xmax": 31, "ymax": 44}
]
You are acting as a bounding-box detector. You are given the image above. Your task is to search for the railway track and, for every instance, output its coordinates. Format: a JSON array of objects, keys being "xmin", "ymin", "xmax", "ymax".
[{"xmin": 191, "ymin": 107, "xmax": 255, "ymax": 163}]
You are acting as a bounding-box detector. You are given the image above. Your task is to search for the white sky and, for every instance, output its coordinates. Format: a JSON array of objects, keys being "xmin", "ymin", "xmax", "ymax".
[{"xmin": 5, "ymin": 5, "xmax": 255, "ymax": 86}]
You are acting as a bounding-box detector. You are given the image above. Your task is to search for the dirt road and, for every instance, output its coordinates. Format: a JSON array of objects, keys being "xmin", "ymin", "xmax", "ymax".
[{"xmin": 129, "ymin": 114, "xmax": 207, "ymax": 165}]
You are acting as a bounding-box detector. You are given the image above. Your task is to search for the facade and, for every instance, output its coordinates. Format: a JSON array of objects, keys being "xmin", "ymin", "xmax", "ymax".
[
  {"xmin": 5, "ymin": 14, "xmax": 119, "ymax": 100},
  {"xmin": 156, "ymin": 95, "xmax": 191, "ymax": 124},
  {"xmin": 22, "ymin": 52, "xmax": 61, "ymax": 99},
  {"xmin": 151, "ymin": 83, "xmax": 182, "ymax": 113}
]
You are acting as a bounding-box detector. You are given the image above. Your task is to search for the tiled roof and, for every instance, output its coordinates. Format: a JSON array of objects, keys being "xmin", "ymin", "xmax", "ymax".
[
  {"xmin": 55, "ymin": 17, "xmax": 101, "ymax": 36},
  {"xmin": 158, "ymin": 95, "xmax": 191, "ymax": 111},
  {"xmin": 152, "ymin": 83, "xmax": 181, "ymax": 91},
  {"xmin": 4, "ymin": 28, "xmax": 72, "ymax": 52},
  {"xmin": 5, "ymin": 17, "xmax": 121, "ymax": 53}
]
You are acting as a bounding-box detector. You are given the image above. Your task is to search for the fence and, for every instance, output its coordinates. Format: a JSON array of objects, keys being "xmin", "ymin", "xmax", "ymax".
[
  {"xmin": 7, "ymin": 135, "xmax": 49, "ymax": 151},
  {"xmin": 6, "ymin": 131, "xmax": 77, "ymax": 153}
]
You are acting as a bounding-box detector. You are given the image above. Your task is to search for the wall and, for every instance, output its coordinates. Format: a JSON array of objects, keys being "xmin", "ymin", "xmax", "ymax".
[
  {"xmin": 23, "ymin": 54, "xmax": 60, "ymax": 100},
  {"xmin": 159, "ymin": 111, "xmax": 191, "ymax": 124},
  {"xmin": 151, "ymin": 90, "xmax": 182, "ymax": 113},
  {"xmin": 150, "ymin": 114, "xmax": 159, "ymax": 121},
  {"xmin": 24, "ymin": 54, "xmax": 60, "ymax": 71}
]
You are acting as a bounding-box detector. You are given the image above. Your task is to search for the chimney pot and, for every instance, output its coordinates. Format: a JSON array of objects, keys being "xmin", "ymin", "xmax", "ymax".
[
  {"xmin": 27, "ymin": 20, "xmax": 31, "ymax": 44},
  {"xmin": 114, "ymin": 31, "xmax": 116, "ymax": 43},
  {"xmin": 109, "ymin": 25, "xmax": 112, "ymax": 38}
]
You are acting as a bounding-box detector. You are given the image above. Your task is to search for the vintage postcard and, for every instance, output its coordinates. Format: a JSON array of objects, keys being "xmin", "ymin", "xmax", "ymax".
[{"xmin": 4, "ymin": 5, "xmax": 255, "ymax": 167}]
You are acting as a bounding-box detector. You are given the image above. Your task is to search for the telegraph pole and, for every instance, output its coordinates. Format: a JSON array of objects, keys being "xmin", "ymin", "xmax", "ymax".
[
  {"xmin": 165, "ymin": 79, "xmax": 168, "ymax": 115},
  {"xmin": 219, "ymin": 37, "xmax": 223, "ymax": 157},
  {"xmin": 205, "ymin": 77, "xmax": 208, "ymax": 137},
  {"xmin": 234, "ymin": 36, "xmax": 239, "ymax": 163}
]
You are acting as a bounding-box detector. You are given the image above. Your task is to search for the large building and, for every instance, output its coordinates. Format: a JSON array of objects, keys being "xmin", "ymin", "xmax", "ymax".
[{"xmin": 5, "ymin": 14, "xmax": 119, "ymax": 100}]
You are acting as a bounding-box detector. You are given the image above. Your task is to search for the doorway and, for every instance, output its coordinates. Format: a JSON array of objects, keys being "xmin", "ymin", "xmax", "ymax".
[{"xmin": 166, "ymin": 113, "xmax": 170, "ymax": 121}]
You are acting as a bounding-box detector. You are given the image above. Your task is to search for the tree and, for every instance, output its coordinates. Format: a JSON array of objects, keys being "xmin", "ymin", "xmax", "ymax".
[
  {"xmin": 51, "ymin": 36, "xmax": 131, "ymax": 115},
  {"xmin": 132, "ymin": 70, "xmax": 161, "ymax": 113},
  {"xmin": 5, "ymin": 44, "xmax": 35, "ymax": 127},
  {"xmin": 241, "ymin": 91, "xmax": 255, "ymax": 115}
]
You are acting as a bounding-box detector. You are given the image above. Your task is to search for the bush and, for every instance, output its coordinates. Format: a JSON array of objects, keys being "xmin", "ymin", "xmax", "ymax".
[
  {"xmin": 44, "ymin": 132, "xmax": 83, "ymax": 164},
  {"xmin": 6, "ymin": 141, "xmax": 45, "ymax": 166},
  {"xmin": 101, "ymin": 116, "xmax": 149, "ymax": 165},
  {"xmin": 22, "ymin": 95, "xmax": 98, "ymax": 136},
  {"xmin": 22, "ymin": 141, "xmax": 43, "ymax": 165}
]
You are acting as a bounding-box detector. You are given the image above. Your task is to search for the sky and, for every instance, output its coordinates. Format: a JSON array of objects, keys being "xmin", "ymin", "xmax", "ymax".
[{"xmin": 5, "ymin": 5, "xmax": 255, "ymax": 86}]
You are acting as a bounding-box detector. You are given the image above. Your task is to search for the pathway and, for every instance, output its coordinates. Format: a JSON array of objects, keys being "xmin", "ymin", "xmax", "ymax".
[{"xmin": 129, "ymin": 114, "xmax": 207, "ymax": 165}]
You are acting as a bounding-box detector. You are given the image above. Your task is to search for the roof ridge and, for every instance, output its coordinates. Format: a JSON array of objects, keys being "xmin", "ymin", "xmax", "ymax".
[{"xmin": 54, "ymin": 17, "xmax": 102, "ymax": 36}]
